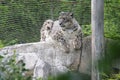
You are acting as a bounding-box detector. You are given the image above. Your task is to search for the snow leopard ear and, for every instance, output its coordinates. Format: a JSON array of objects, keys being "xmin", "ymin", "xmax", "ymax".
[
  {"xmin": 69, "ymin": 12, "xmax": 74, "ymax": 18},
  {"xmin": 59, "ymin": 11, "xmax": 65, "ymax": 15}
]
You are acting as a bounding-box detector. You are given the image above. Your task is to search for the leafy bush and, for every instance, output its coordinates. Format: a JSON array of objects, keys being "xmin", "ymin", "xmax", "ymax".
[
  {"xmin": 102, "ymin": 73, "xmax": 120, "ymax": 80},
  {"xmin": 0, "ymin": 40, "xmax": 4, "ymax": 48},
  {"xmin": 0, "ymin": 53, "xmax": 32, "ymax": 80},
  {"xmin": 99, "ymin": 40, "xmax": 120, "ymax": 80},
  {"xmin": 5, "ymin": 39, "xmax": 19, "ymax": 46},
  {"xmin": 82, "ymin": 25, "xmax": 91, "ymax": 37}
]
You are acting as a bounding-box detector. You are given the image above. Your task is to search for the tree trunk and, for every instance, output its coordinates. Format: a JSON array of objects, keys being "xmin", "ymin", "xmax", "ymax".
[{"xmin": 91, "ymin": 0, "xmax": 104, "ymax": 80}]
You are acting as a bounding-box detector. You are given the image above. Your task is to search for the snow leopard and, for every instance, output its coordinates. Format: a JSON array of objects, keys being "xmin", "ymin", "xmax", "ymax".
[
  {"xmin": 40, "ymin": 19, "xmax": 54, "ymax": 42},
  {"xmin": 50, "ymin": 12, "xmax": 82, "ymax": 53},
  {"xmin": 58, "ymin": 12, "xmax": 82, "ymax": 50}
]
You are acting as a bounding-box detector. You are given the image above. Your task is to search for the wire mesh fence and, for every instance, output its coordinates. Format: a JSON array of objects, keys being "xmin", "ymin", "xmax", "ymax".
[
  {"xmin": 0, "ymin": 0, "xmax": 91, "ymax": 46},
  {"xmin": 0, "ymin": 0, "xmax": 120, "ymax": 46}
]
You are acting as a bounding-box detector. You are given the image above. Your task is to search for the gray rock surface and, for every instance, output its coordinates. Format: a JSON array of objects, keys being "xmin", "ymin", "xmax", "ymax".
[
  {"xmin": 0, "ymin": 40, "xmax": 84, "ymax": 79},
  {"xmin": 0, "ymin": 36, "xmax": 120, "ymax": 79},
  {"xmin": 33, "ymin": 58, "xmax": 51, "ymax": 80},
  {"xmin": 16, "ymin": 53, "xmax": 38, "ymax": 70}
]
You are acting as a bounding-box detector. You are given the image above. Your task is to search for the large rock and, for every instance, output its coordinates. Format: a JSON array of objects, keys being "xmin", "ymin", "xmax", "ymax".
[
  {"xmin": 1, "ymin": 36, "xmax": 120, "ymax": 79},
  {"xmin": 4, "ymin": 36, "xmax": 120, "ymax": 79},
  {"xmin": 5, "ymin": 36, "xmax": 120, "ymax": 79},
  {"xmin": 0, "ymin": 40, "xmax": 84, "ymax": 79},
  {"xmin": 16, "ymin": 53, "xmax": 38, "ymax": 70},
  {"xmin": 79, "ymin": 36, "xmax": 91, "ymax": 74},
  {"xmin": 33, "ymin": 58, "xmax": 51, "ymax": 80}
]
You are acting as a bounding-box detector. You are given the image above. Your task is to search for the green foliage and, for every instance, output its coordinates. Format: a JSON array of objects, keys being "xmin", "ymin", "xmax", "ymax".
[
  {"xmin": 98, "ymin": 40, "xmax": 120, "ymax": 80},
  {"xmin": 0, "ymin": 40, "xmax": 4, "ymax": 48},
  {"xmin": 102, "ymin": 73, "xmax": 120, "ymax": 80},
  {"xmin": 0, "ymin": 53, "xmax": 32, "ymax": 80},
  {"xmin": 0, "ymin": 0, "xmax": 120, "ymax": 46},
  {"xmin": 0, "ymin": 0, "xmax": 91, "ymax": 46},
  {"xmin": 47, "ymin": 72, "xmax": 90, "ymax": 80},
  {"xmin": 80, "ymin": 0, "xmax": 120, "ymax": 39},
  {"xmin": 35, "ymin": 72, "xmax": 90, "ymax": 80},
  {"xmin": 82, "ymin": 25, "xmax": 91, "ymax": 36},
  {"xmin": 104, "ymin": 0, "xmax": 120, "ymax": 39},
  {"xmin": 4, "ymin": 39, "xmax": 19, "ymax": 46}
]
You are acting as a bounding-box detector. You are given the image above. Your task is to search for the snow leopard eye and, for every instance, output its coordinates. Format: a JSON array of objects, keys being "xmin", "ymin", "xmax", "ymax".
[{"xmin": 63, "ymin": 18, "xmax": 65, "ymax": 20}]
